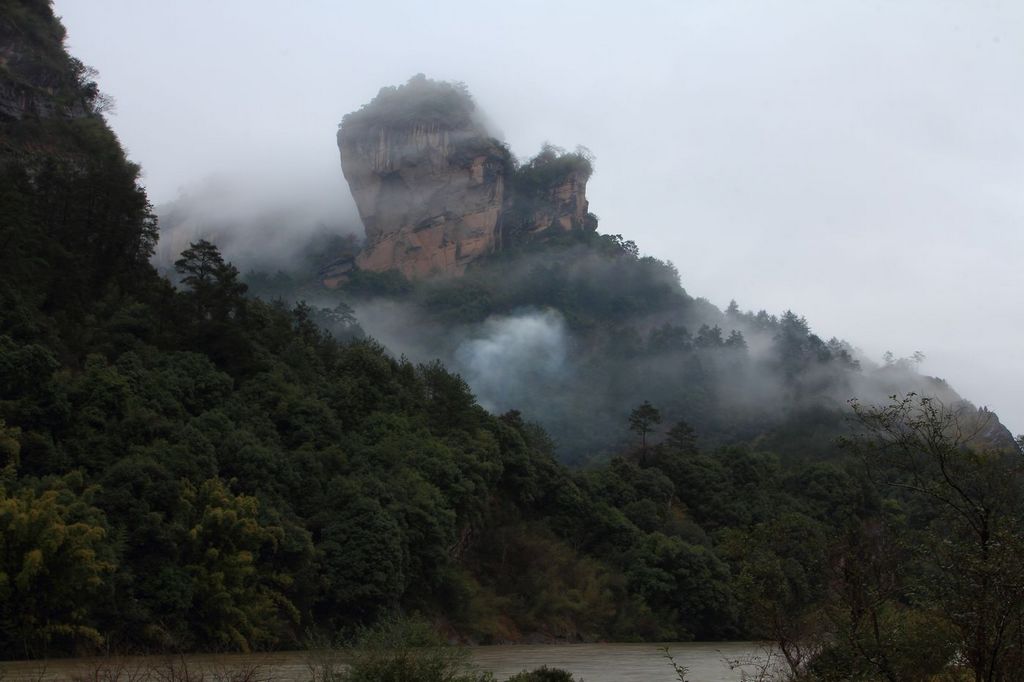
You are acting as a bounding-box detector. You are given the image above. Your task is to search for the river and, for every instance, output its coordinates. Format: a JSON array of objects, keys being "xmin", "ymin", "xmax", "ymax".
[{"xmin": 0, "ymin": 642, "xmax": 778, "ymax": 681}]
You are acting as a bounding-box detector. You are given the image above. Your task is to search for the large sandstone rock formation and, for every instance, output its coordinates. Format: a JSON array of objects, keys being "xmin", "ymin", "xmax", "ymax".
[
  {"xmin": 337, "ymin": 76, "xmax": 595, "ymax": 280},
  {"xmin": 338, "ymin": 76, "xmax": 511, "ymax": 279}
]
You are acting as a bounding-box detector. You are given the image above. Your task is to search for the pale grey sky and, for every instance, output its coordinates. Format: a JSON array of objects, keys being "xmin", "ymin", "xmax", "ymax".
[{"xmin": 53, "ymin": 0, "xmax": 1023, "ymax": 434}]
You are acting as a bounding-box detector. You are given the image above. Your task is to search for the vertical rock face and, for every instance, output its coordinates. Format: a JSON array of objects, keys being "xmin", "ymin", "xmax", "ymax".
[
  {"xmin": 338, "ymin": 76, "xmax": 510, "ymax": 278},
  {"xmin": 528, "ymin": 170, "xmax": 590, "ymax": 233},
  {"xmin": 337, "ymin": 76, "xmax": 596, "ymax": 280},
  {"xmin": 516, "ymin": 168, "xmax": 593, "ymax": 237}
]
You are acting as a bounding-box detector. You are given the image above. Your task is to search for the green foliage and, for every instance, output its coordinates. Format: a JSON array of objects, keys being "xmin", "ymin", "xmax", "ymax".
[
  {"xmin": 326, "ymin": 623, "xmax": 583, "ymax": 682},
  {"xmin": 335, "ymin": 619, "xmax": 494, "ymax": 682},
  {"xmin": 0, "ymin": 474, "xmax": 114, "ymax": 657},
  {"xmin": 840, "ymin": 395, "xmax": 1024, "ymax": 681},
  {"xmin": 511, "ymin": 144, "xmax": 594, "ymax": 197},
  {"xmin": 176, "ymin": 478, "xmax": 293, "ymax": 651},
  {"xmin": 315, "ymin": 491, "xmax": 406, "ymax": 622},
  {"xmin": 628, "ymin": 401, "xmax": 662, "ymax": 449},
  {"xmin": 505, "ymin": 667, "xmax": 577, "ymax": 682},
  {"xmin": 460, "ymin": 522, "xmax": 625, "ymax": 642},
  {"xmin": 175, "ymin": 239, "xmax": 248, "ymax": 321},
  {"xmin": 625, "ymin": 532, "xmax": 736, "ymax": 639}
]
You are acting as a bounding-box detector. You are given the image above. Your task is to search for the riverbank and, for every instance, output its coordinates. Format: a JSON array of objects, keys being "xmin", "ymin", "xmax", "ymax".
[{"xmin": 0, "ymin": 642, "xmax": 773, "ymax": 682}]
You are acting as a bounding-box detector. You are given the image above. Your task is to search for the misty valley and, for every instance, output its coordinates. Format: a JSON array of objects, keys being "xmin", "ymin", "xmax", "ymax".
[{"xmin": 2, "ymin": 3, "xmax": 1023, "ymax": 682}]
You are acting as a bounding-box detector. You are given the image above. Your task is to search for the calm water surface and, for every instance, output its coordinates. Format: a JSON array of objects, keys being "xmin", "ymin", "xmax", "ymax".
[{"xmin": 0, "ymin": 642, "xmax": 775, "ymax": 681}]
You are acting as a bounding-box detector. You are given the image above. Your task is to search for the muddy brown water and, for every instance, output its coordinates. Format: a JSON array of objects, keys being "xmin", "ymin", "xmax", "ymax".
[{"xmin": 0, "ymin": 642, "xmax": 779, "ymax": 681}]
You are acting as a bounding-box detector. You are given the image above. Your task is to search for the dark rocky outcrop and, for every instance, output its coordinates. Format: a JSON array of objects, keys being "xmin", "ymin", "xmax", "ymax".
[
  {"xmin": 502, "ymin": 143, "xmax": 595, "ymax": 242},
  {"xmin": 0, "ymin": 3, "xmax": 97, "ymax": 122}
]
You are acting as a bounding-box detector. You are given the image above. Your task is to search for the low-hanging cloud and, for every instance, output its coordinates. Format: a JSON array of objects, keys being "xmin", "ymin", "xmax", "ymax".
[
  {"xmin": 153, "ymin": 170, "xmax": 362, "ymax": 275},
  {"xmin": 453, "ymin": 309, "xmax": 569, "ymax": 413}
]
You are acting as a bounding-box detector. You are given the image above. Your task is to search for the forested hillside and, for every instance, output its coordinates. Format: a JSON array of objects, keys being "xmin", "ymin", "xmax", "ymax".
[
  {"xmin": 0, "ymin": 1, "xmax": 869, "ymax": 656},
  {"xmin": 2, "ymin": 4, "xmax": 1023, "ymax": 680},
  {"xmin": 243, "ymin": 215, "xmax": 998, "ymax": 466}
]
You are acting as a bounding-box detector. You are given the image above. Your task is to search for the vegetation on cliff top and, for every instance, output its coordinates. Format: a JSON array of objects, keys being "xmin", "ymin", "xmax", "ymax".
[
  {"xmin": 512, "ymin": 143, "xmax": 594, "ymax": 192},
  {"xmin": 341, "ymin": 74, "xmax": 479, "ymax": 136}
]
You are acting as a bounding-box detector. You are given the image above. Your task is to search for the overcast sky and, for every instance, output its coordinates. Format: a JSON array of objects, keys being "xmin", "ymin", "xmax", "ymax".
[{"xmin": 53, "ymin": 1, "xmax": 1023, "ymax": 434}]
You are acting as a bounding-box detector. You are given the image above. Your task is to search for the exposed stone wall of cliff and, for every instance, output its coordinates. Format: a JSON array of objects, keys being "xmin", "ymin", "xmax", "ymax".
[
  {"xmin": 522, "ymin": 169, "xmax": 590, "ymax": 234},
  {"xmin": 339, "ymin": 116, "xmax": 510, "ymax": 278},
  {"xmin": 337, "ymin": 76, "xmax": 512, "ymax": 279},
  {"xmin": 337, "ymin": 77, "xmax": 596, "ymax": 280}
]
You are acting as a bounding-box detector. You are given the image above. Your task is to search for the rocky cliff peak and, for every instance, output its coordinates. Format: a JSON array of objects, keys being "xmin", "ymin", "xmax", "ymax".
[{"xmin": 336, "ymin": 76, "xmax": 596, "ymax": 280}]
